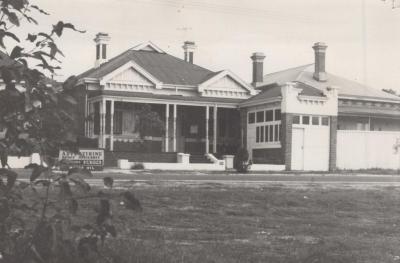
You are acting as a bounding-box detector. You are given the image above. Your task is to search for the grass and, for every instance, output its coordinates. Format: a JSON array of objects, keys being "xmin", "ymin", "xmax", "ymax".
[{"xmin": 18, "ymin": 180, "xmax": 400, "ymax": 262}]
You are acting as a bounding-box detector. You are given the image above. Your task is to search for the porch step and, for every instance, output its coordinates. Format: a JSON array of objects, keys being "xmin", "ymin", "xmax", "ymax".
[
  {"xmin": 104, "ymin": 151, "xmax": 177, "ymax": 167},
  {"xmin": 189, "ymin": 154, "xmax": 213, "ymax": 164}
]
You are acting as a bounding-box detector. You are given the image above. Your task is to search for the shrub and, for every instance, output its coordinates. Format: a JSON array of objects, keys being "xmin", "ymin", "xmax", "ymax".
[
  {"xmin": 131, "ymin": 163, "xmax": 144, "ymax": 170},
  {"xmin": 233, "ymin": 147, "xmax": 251, "ymax": 173}
]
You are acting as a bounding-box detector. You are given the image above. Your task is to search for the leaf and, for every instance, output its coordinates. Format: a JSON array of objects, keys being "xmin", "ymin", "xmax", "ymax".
[
  {"xmin": 30, "ymin": 165, "xmax": 46, "ymax": 182},
  {"xmin": 17, "ymin": 181, "xmax": 30, "ymax": 190},
  {"xmin": 37, "ymin": 32, "xmax": 53, "ymax": 41},
  {"xmin": 122, "ymin": 191, "xmax": 142, "ymax": 211},
  {"xmin": 2, "ymin": 8, "xmax": 20, "ymax": 27},
  {"xmin": 31, "ymin": 5, "xmax": 50, "ymax": 15},
  {"xmin": 10, "ymin": 45, "xmax": 23, "ymax": 59},
  {"xmin": 26, "ymin": 33, "xmax": 37, "ymax": 42},
  {"xmin": 103, "ymin": 177, "xmax": 113, "ymax": 188},
  {"xmin": 52, "ymin": 21, "xmax": 85, "ymax": 37},
  {"xmin": 69, "ymin": 198, "xmax": 78, "ymax": 215},
  {"xmin": 9, "ymin": 0, "xmax": 26, "ymax": 11},
  {"xmin": 48, "ymin": 42, "xmax": 64, "ymax": 58}
]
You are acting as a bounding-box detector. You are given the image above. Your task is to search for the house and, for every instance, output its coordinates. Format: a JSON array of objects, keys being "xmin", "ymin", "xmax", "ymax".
[
  {"xmin": 72, "ymin": 33, "xmax": 400, "ymax": 171},
  {"xmin": 241, "ymin": 43, "xmax": 400, "ymax": 171},
  {"xmin": 74, "ymin": 33, "xmax": 256, "ymax": 169}
]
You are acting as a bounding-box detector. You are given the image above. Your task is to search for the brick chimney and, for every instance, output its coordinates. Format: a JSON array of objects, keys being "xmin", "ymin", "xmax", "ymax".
[
  {"xmin": 250, "ymin": 52, "xmax": 265, "ymax": 87},
  {"xmin": 312, "ymin": 42, "xmax": 328, "ymax": 82},
  {"xmin": 94, "ymin": 32, "xmax": 110, "ymax": 68},
  {"xmin": 183, "ymin": 41, "xmax": 196, "ymax": 64}
]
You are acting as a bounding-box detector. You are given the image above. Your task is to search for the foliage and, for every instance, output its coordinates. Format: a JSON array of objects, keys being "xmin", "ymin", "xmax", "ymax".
[
  {"xmin": 136, "ymin": 104, "xmax": 164, "ymax": 140},
  {"xmin": 233, "ymin": 147, "xmax": 251, "ymax": 173},
  {"xmin": 0, "ymin": 0, "xmax": 85, "ymax": 160},
  {"xmin": 0, "ymin": 1, "xmax": 142, "ymax": 262},
  {"xmin": 131, "ymin": 163, "xmax": 144, "ymax": 170},
  {"xmin": 0, "ymin": 165, "xmax": 142, "ymax": 263}
]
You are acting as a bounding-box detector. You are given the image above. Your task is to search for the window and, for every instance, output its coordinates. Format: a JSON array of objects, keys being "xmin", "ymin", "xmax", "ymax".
[
  {"xmin": 269, "ymin": 125, "xmax": 273, "ymax": 142},
  {"xmin": 265, "ymin": 125, "xmax": 269, "ymax": 143},
  {"xmin": 248, "ymin": 112, "xmax": 255, "ymax": 124},
  {"xmin": 321, "ymin": 117, "xmax": 329, "ymax": 126},
  {"xmin": 312, "ymin": 116, "xmax": 319, "ymax": 125},
  {"xmin": 256, "ymin": 126, "xmax": 260, "ymax": 143},
  {"xmin": 293, "ymin": 115, "xmax": 300, "ymax": 124},
  {"xmin": 275, "ymin": 125, "xmax": 280, "ymax": 141},
  {"xmin": 302, "ymin": 116, "xmax": 310, "ymax": 125},
  {"xmin": 265, "ymin": 110, "xmax": 273, "ymax": 122},
  {"xmin": 260, "ymin": 126, "xmax": 264, "ymax": 142},
  {"xmin": 114, "ymin": 110, "xmax": 123, "ymax": 134},
  {"xmin": 274, "ymin": 109, "xmax": 281, "ymax": 121},
  {"xmin": 94, "ymin": 102, "xmax": 100, "ymax": 135},
  {"xmin": 256, "ymin": 111, "xmax": 264, "ymax": 123}
]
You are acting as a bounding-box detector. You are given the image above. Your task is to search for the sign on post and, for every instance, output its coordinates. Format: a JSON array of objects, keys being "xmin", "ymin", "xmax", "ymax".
[{"xmin": 59, "ymin": 148, "xmax": 104, "ymax": 171}]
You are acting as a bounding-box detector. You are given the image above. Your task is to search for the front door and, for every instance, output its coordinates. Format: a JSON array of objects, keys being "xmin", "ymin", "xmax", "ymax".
[{"xmin": 291, "ymin": 127, "xmax": 304, "ymax": 170}]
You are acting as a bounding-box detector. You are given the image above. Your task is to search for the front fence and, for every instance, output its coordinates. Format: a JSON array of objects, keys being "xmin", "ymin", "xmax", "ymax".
[{"xmin": 337, "ymin": 130, "xmax": 400, "ymax": 170}]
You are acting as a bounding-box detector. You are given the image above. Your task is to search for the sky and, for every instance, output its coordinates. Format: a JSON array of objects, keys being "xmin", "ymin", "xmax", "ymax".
[{"xmin": 11, "ymin": 0, "xmax": 400, "ymax": 92}]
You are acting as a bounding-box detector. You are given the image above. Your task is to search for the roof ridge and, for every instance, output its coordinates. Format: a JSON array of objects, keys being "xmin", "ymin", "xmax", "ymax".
[{"xmin": 264, "ymin": 63, "xmax": 314, "ymax": 77}]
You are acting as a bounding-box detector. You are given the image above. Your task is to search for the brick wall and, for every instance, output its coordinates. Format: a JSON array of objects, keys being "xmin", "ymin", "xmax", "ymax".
[
  {"xmin": 252, "ymin": 148, "xmax": 284, "ymax": 164},
  {"xmin": 329, "ymin": 116, "xmax": 337, "ymax": 171},
  {"xmin": 281, "ymin": 113, "xmax": 293, "ymax": 170}
]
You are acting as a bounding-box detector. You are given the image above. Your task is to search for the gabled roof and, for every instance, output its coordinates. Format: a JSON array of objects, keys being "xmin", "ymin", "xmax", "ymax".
[
  {"xmin": 78, "ymin": 48, "xmax": 214, "ymax": 86},
  {"xmin": 261, "ymin": 64, "xmax": 400, "ymax": 103}
]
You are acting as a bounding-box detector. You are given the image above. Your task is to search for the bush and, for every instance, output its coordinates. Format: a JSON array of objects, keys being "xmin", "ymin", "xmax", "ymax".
[
  {"xmin": 233, "ymin": 148, "xmax": 251, "ymax": 173},
  {"xmin": 131, "ymin": 163, "xmax": 144, "ymax": 170}
]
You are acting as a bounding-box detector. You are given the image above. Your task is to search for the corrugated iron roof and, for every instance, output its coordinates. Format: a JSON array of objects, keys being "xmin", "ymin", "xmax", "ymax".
[
  {"xmin": 261, "ymin": 64, "xmax": 400, "ymax": 102},
  {"xmin": 78, "ymin": 49, "xmax": 214, "ymax": 86}
]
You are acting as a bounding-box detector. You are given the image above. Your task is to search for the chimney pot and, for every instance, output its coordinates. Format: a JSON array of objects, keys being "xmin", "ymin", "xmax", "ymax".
[
  {"xmin": 312, "ymin": 42, "xmax": 328, "ymax": 82},
  {"xmin": 94, "ymin": 32, "xmax": 111, "ymax": 68},
  {"xmin": 183, "ymin": 41, "xmax": 196, "ymax": 64},
  {"xmin": 250, "ymin": 52, "xmax": 265, "ymax": 87}
]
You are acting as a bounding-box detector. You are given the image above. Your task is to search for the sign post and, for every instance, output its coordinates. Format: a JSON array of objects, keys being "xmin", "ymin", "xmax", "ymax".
[{"xmin": 59, "ymin": 148, "xmax": 104, "ymax": 171}]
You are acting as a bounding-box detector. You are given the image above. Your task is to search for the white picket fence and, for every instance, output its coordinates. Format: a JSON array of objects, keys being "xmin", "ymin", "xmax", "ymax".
[{"xmin": 337, "ymin": 130, "xmax": 400, "ymax": 170}]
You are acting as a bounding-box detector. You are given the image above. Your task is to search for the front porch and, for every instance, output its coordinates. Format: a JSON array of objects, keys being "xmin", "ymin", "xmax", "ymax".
[{"xmin": 85, "ymin": 97, "xmax": 241, "ymax": 158}]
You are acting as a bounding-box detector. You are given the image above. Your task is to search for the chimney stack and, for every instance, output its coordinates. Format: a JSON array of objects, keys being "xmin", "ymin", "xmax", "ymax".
[
  {"xmin": 251, "ymin": 52, "xmax": 265, "ymax": 87},
  {"xmin": 183, "ymin": 41, "xmax": 196, "ymax": 64},
  {"xmin": 312, "ymin": 42, "xmax": 328, "ymax": 82},
  {"xmin": 94, "ymin": 32, "xmax": 110, "ymax": 68}
]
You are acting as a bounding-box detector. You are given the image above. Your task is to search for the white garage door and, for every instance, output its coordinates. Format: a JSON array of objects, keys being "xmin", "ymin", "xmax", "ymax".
[{"xmin": 292, "ymin": 126, "xmax": 330, "ymax": 171}]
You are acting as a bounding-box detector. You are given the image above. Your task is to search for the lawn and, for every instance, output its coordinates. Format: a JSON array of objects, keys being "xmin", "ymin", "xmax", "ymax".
[
  {"xmin": 16, "ymin": 177, "xmax": 400, "ymax": 263},
  {"xmin": 66, "ymin": 180, "xmax": 400, "ymax": 263}
]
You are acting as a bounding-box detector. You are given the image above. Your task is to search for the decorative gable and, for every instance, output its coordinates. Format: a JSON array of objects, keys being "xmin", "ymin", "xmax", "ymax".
[
  {"xmin": 198, "ymin": 70, "xmax": 257, "ymax": 99},
  {"xmin": 100, "ymin": 61, "xmax": 163, "ymax": 92},
  {"xmin": 111, "ymin": 67, "xmax": 153, "ymax": 85}
]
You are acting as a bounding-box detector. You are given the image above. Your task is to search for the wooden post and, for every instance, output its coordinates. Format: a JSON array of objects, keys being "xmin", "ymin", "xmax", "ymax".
[
  {"xmin": 110, "ymin": 100, "xmax": 114, "ymax": 151},
  {"xmin": 101, "ymin": 99, "xmax": 106, "ymax": 148},
  {"xmin": 213, "ymin": 105, "xmax": 218, "ymax": 153},
  {"xmin": 165, "ymin": 104, "xmax": 169, "ymax": 152},
  {"xmin": 205, "ymin": 106, "xmax": 209, "ymax": 153},
  {"xmin": 173, "ymin": 104, "xmax": 177, "ymax": 152}
]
